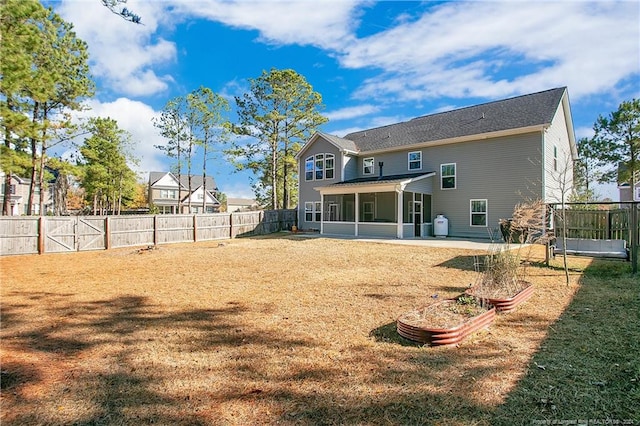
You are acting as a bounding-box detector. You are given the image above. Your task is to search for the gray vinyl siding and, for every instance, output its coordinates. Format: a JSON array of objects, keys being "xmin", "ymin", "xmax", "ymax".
[
  {"xmin": 323, "ymin": 222, "xmax": 356, "ymax": 235},
  {"xmin": 297, "ymin": 137, "xmax": 341, "ymax": 229},
  {"xmin": 405, "ymin": 178, "xmax": 433, "ymax": 195},
  {"xmin": 358, "ymin": 223, "xmax": 397, "ymax": 238},
  {"xmin": 543, "ymin": 102, "xmax": 574, "ymax": 203},
  {"xmin": 356, "ymin": 151, "xmax": 433, "ymax": 177},
  {"xmin": 342, "ymin": 154, "xmax": 358, "ymax": 181},
  {"xmin": 427, "ymin": 132, "xmax": 543, "ymax": 238},
  {"xmin": 342, "ymin": 132, "xmax": 542, "ymax": 237}
]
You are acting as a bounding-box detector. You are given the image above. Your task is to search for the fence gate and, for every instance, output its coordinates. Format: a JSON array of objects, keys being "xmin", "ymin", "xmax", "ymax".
[
  {"xmin": 77, "ymin": 217, "xmax": 106, "ymax": 251},
  {"xmin": 44, "ymin": 217, "xmax": 77, "ymax": 253}
]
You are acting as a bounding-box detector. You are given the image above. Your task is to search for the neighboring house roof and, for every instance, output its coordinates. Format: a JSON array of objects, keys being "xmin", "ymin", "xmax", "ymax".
[
  {"xmin": 226, "ymin": 198, "xmax": 258, "ymax": 206},
  {"xmin": 149, "ymin": 171, "xmax": 217, "ymax": 190},
  {"xmin": 180, "ymin": 185, "xmax": 220, "ymax": 204},
  {"xmin": 149, "ymin": 171, "xmax": 174, "ymax": 186}
]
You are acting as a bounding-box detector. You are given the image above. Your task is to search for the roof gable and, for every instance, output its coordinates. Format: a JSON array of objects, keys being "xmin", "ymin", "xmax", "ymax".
[
  {"xmin": 180, "ymin": 185, "xmax": 220, "ymax": 204},
  {"xmin": 150, "ymin": 172, "xmax": 179, "ymax": 187},
  {"xmin": 149, "ymin": 172, "xmax": 217, "ymax": 190},
  {"xmin": 296, "ymin": 131, "xmax": 359, "ymax": 159}
]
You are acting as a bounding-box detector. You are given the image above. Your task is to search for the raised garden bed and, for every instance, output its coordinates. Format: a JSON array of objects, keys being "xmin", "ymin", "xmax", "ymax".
[
  {"xmin": 466, "ymin": 281, "xmax": 534, "ymax": 313},
  {"xmin": 397, "ymin": 296, "xmax": 496, "ymax": 346}
]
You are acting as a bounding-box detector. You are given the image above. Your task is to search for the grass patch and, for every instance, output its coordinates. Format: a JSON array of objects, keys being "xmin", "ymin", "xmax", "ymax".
[
  {"xmin": 492, "ymin": 258, "xmax": 640, "ymax": 424},
  {"xmin": 0, "ymin": 235, "xmax": 636, "ymax": 425}
]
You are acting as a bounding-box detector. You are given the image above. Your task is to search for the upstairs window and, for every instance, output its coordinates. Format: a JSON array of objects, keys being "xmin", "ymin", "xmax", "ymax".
[
  {"xmin": 160, "ymin": 189, "xmax": 178, "ymax": 199},
  {"xmin": 315, "ymin": 154, "xmax": 325, "ymax": 180},
  {"xmin": 408, "ymin": 151, "xmax": 422, "ymax": 170},
  {"xmin": 363, "ymin": 157, "xmax": 374, "ymax": 175},
  {"xmin": 306, "ymin": 153, "xmax": 335, "ymax": 181},
  {"xmin": 305, "ymin": 156, "xmax": 314, "ymax": 181},
  {"xmin": 553, "ymin": 145, "xmax": 558, "ymax": 171},
  {"xmin": 441, "ymin": 163, "xmax": 456, "ymax": 189},
  {"xmin": 325, "ymin": 154, "xmax": 335, "ymax": 179}
]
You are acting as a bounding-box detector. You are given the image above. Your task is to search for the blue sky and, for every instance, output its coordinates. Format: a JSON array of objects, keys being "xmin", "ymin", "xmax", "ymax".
[{"xmin": 51, "ymin": 0, "xmax": 640, "ymax": 200}]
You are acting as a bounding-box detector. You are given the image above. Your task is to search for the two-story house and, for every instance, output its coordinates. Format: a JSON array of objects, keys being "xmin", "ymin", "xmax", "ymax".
[
  {"xmin": 0, "ymin": 171, "xmax": 54, "ymax": 216},
  {"xmin": 148, "ymin": 172, "xmax": 221, "ymax": 214},
  {"xmin": 296, "ymin": 87, "xmax": 576, "ymax": 239}
]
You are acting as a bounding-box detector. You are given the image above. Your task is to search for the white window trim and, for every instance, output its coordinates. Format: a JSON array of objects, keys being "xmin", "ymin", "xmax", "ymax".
[
  {"xmin": 408, "ymin": 151, "xmax": 422, "ymax": 171},
  {"xmin": 306, "ymin": 153, "xmax": 336, "ymax": 181},
  {"xmin": 305, "ymin": 156, "xmax": 314, "ymax": 181},
  {"xmin": 363, "ymin": 157, "xmax": 374, "ymax": 175},
  {"xmin": 441, "ymin": 163, "xmax": 457, "ymax": 190},
  {"xmin": 470, "ymin": 199, "xmax": 488, "ymax": 227},
  {"xmin": 314, "ymin": 201, "xmax": 322, "ymax": 222},
  {"xmin": 304, "ymin": 202, "xmax": 313, "ymax": 222},
  {"xmin": 315, "ymin": 154, "xmax": 325, "ymax": 180},
  {"xmin": 325, "ymin": 154, "xmax": 335, "ymax": 180}
]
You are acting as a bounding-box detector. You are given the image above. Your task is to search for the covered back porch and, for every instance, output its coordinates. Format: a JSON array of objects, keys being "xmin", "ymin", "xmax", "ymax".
[{"xmin": 314, "ymin": 172, "xmax": 435, "ymax": 239}]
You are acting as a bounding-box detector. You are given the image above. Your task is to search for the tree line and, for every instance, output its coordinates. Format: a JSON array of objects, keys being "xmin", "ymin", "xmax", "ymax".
[
  {"xmin": 1, "ymin": 0, "xmax": 637, "ymax": 217},
  {"xmin": 0, "ymin": 0, "xmax": 328, "ymax": 215},
  {"xmin": 1, "ymin": 0, "xmax": 142, "ymax": 215}
]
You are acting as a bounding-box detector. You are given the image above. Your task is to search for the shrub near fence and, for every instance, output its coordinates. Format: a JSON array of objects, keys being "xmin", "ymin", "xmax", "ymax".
[{"xmin": 0, "ymin": 209, "xmax": 297, "ymax": 256}]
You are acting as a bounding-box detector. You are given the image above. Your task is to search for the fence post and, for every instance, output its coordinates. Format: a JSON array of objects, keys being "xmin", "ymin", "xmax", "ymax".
[
  {"xmin": 260, "ymin": 210, "xmax": 264, "ymax": 234},
  {"xmin": 153, "ymin": 215, "xmax": 159, "ymax": 246},
  {"xmin": 38, "ymin": 216, "xmax": 45, "ymax": 254},
  {"xmin": 105, "ymin": 216, "xmax": 111, "ymax": 250},
  {"xmin": 229, "ymin": 213, "xmax": 233, "ymax": 239},
  {"xmin": 193, "ymin": 215, "xmax": 198, "ymax": 242},
  {"xmin": 632, "ymin": 203, "xmax": 638, "ymax": 274}
]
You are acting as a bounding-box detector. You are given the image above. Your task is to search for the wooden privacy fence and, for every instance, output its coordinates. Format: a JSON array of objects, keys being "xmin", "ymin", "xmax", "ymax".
[
  {"xmin": 0, "ymin": 209, "xmax": 297, "ymax": 256},
  {"xmin": 553, "ymin": 208, "xmax": 637, "ymax": 246}
]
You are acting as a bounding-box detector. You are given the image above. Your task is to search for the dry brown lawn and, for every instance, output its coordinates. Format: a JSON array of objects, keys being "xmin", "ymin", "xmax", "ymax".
[{"xmin": 0, "ymin": 234, "xmax": 590, "ymax": 425}]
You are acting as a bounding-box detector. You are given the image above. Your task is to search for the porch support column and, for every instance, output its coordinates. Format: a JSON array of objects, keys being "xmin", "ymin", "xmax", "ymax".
[
  {"xmin": 355, "ymin": 192, "xmax": 359, "ymax": 236},
  {"xmin": 320, "ymin": 193, "xmax": 324, "ymax": 235},
  {"xmin": 396, "ymin": 188, "xmax": 403, "ymax": 239}
]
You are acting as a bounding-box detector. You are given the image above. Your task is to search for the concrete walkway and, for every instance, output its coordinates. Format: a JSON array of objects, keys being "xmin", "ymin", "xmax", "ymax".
[{"xmin": 289, "ymin": 232, "xmax": 506, "ymax": 251}]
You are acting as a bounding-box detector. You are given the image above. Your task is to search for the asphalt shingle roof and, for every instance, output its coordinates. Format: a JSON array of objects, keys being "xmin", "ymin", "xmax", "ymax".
[
  {"xmin": 323, "ymin": 171, "xmax": 436, "ymax": 188},
  {"xmin": 316, "ymin": 131, "xmax": 359, "ymax": 153},
  {"xmin": 343, "ymin": 87, "xmax": 566, "ymax": 153},
  {"xmin": 149, "ymin": 172, "xmax": 217, "ymax": 190}
]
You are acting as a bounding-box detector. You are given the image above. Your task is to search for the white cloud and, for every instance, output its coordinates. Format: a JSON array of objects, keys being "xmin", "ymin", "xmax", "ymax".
[
  {"xmin": 57, "ymin": 0, "xmax": 176, "ymax": 97},
  {"xmin": 73, "ymin": 98, "xmax": 167, "ymax": 179},
  {"xmin": 325, "ymin": 104, "xmax": 380, "ymax": 121},
  {"xmin": 169, "ymin": 0, "xmax": 363, "ymax": 50},
  {"xmin": 343, "ymin": 2, "xmax": 639, "ymax": 102}
]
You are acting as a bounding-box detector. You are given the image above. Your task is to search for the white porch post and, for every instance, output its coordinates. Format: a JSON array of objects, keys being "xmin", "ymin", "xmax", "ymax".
[
  {"xmin": 320, "ymin": 193, "xmax": 324, "ymax": 235},
  {"xmin": 397, "ymin": 189, "xmax": 403, "ymax": 238},
  {"xmin": 355, "ymin": 192, "xmax": 359, "ymax": 236}
]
